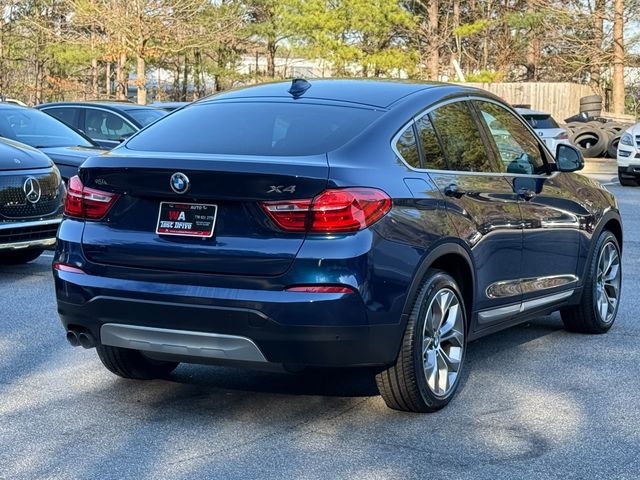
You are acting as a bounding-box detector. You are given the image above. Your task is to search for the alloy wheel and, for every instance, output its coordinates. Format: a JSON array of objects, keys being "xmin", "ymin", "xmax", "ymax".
[
  {"xmin": 595, "ymin": 241, "xmax": 621, "ymax": 324},
  {"xmin": 422, "ymin": 288, "xmax": 465, "ymax": 398}
]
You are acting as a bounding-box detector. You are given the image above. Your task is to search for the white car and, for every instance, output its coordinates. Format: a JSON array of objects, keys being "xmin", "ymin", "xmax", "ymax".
[
  {"xmin": 617, "ymin": 123, "xmax": 640, "ymax": 186},
  {"xmin": 515, "ymin": 108, "xmax": 572, "ymax": 154}
]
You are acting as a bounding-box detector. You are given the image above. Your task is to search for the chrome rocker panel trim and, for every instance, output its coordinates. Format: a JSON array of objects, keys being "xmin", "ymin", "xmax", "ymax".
[{"xmin": 478, "ymin": 290, "xmax": 575, "ymax": 325}]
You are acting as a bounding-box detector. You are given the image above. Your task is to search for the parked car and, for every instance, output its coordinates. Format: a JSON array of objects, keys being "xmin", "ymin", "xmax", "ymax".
[
  {"xmin": 150, "ymin": 101, "xmax": 190, "ymax": 112},
  {"xmin": 0, "ymin": 104, "xmax": 105, "ymax": 180},
  {"xmin": 617, "ymin": 122, "xmax": 640, "ymax": 186},
  {"xmin": 515, "ymin": 107, "xmax": 571, "ymax": 153},
  {"xmin": 53, "ymin": 80, "xmax": 622, "ymax": 412},
  {"xmin": 36, "ymin": 101, "xmax": 167, "ymax": 148},
  {"xmin": 0, "ymin": 137, "xmax": 65, "ymax": 264}
]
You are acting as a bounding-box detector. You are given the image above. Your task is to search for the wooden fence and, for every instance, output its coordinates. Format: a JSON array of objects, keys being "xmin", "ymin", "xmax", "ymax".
[{"xmin": 461, "ymin": 82, "xmax": 595, "ymax": 123}]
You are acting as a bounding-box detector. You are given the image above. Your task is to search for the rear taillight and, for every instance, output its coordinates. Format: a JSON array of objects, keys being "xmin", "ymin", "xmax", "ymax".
[
  {"xmin": 262, "ymin": 188, "xmax": 391, "ymax": 234},
  {"xmin": 64, "ymin": 175, "xmax": 119, "ymax": 220},
  {"xmin": 554, "ymin": 131, "xmax": 569, "ymax": 140}
]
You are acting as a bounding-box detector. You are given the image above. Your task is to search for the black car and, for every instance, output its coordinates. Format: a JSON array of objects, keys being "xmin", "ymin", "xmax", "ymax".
[
  {"xmin": 53, "ymin": 80, "xmax": 622, "ymax": 412},
  {"xmin": 0, "ymin": 137, "xmax": 64, "ymax": 264},
  {"xmin": 36, "ymin": 101, "xmax": 167, "ymax": 148},
  {"xmin": 0, "ymin": 104, "xmax": 106, "ymax": 180}
]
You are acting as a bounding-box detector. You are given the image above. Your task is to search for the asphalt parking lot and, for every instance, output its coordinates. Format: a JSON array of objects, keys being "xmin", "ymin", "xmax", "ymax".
[{"xmin": 1, "ymin": 167, "xmax": 639, "ymax": 480}]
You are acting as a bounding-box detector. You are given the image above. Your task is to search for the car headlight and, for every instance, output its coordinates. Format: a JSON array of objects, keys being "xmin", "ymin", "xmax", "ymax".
[{"xmin": 620, "ymin": 133, "xmax": 634, "ymax": 146}]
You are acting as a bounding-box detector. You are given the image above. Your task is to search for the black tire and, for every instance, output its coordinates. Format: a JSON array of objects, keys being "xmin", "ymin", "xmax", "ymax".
[
  {"xmin": 580, "ymin": 95, "xmax": 603, "ymax": 105},
  {"xmin": 607, "ymin": 134, "xmax": 622, "ymax": 158},
  {"xmin": 0, "ymin": 248, "xmax": 44, "ymax": 265},
  {"xmin": 96, "ymin": 345, "xmax": 179, "ymax": 380},
  {"xmin": 619, "ymin": 176, "xmax": 638, "ymax": 187},
  {"xmin": 561, "ymin": 231, "xmax": 621, "ymax": 334},
  {"xmin": 376, "ymin": 269, "xmax": 467, "ymax": 413},
  {"xmin": 603, "ymin": 123, "xmax": 624, "ymax": 134},
  {"xmin": 571, "ymin": 127, "xmax": 608, "ymax": 157}
]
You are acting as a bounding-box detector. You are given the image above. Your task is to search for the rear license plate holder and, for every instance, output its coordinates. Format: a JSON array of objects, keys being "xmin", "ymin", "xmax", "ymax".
[{"xmin": 156, "ymin": 202, "xmax": 217, "ymax": 238}]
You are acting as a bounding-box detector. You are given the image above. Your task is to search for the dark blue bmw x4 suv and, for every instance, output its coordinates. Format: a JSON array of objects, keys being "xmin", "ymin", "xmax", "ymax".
[{"xmin": 53, "ymin": 80, "xmax": 622, "ymax": 412}]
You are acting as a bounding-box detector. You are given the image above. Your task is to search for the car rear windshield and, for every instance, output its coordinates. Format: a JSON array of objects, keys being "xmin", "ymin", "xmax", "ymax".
[
  {"xmin": 125, "ymin": 102, "xmax": 382, "ymax": 156},
  {"xmin": 521, "ymin": 114, "xmax": 559, "ymax": 129}
]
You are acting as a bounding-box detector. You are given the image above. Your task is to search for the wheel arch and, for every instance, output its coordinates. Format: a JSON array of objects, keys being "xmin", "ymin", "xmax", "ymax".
[
  {"xmin": 580, "ymin": 210, "xmax": 623, "ymax": 284},
  {"xmin": 402, "ymin": 241, "xmax": 476, "ymax": 326}
]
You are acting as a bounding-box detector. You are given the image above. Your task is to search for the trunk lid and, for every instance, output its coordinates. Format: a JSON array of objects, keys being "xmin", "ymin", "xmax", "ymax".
[{"xmin": 79, "ymin": 153, "xmax": 328, "ymax": 276}]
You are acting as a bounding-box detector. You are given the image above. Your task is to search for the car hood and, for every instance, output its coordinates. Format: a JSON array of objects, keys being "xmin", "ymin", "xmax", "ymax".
[
  {"xmin": 0, "ymin": 137, "xmax": 53, "ymax": 170},
  {"xmin": 625, "ymin": 123, "xmax": 640, "ymax": 136},
  {"xmin": 38, "ymin": 146, "xmax": 107, "ymax": 167}
]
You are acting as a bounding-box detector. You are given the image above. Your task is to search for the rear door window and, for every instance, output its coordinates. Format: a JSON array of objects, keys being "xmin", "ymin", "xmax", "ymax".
[
  {"xmin": 85, "ymin": 109, "xmax": 136, "ymax": 143},
  {"xmin": 126, "ymin": 102, "xmax": 382, "ymax": 156},
  {"xmin": 429, "ymin": 101, "xmax": 496, "ymax": 173},
  {"xmin": 415, "ymin": 115, "xmax": 447, "ymax": 170},
  {"xmin": 43, "ymin": 108, "xmax": 79, "ymax": 129}
]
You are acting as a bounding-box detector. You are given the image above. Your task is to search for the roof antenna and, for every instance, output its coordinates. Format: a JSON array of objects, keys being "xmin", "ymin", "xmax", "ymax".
[{"xmin": 288, "ymin": 78, "xmax": 311, "ymax": 99}]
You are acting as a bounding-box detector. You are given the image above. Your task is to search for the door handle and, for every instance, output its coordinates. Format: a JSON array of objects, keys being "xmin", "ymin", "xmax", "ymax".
[
  {"xmin": 517, "ymin": 188, "xmax": 536, "ymax": 201},
  {"xmin": 444, "ymin": 183, "xmax": 466, "ymax": 198}
]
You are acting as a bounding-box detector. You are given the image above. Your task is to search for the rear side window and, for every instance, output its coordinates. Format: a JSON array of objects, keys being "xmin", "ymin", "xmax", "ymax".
[
  {"xmin": 415, "ymin": 116, "xmax": 447, "ymax": 170},
  {"xmin": 521, "ymin": 114, "xmax": 559, "ymax": 129},
  {"xmin": 126, "ymin": 102, "xmax": 382, "ymax": 156},
  {"xmin": 85, "ymin": 109, "xmax": 136, "ymax": 142},
  {"xmin": 395, "ymin": 124, "xmax": 420, "ymax": 168},
  {"xmin": 44, "ymin": 108, "xmax": 79, "ymax": 129},
  {"xmin": 429, "ymin": 102, "xmax": 495, "ymax": 173}
]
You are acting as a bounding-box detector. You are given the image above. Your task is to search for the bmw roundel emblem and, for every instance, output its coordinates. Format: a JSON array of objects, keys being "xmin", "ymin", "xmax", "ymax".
[{"xmin": 170, "ymin": 172, "xmax": 190, "ymax": 194}]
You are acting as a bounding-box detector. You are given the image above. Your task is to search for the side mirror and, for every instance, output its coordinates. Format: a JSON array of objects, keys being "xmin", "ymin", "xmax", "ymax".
[
  {"xmin": 117, "ymin": 133, "xmax": 133, "ymax": 143},
  {"xmin": 556, "ymin": 144, "xmax": 584, "ymax": 172}
]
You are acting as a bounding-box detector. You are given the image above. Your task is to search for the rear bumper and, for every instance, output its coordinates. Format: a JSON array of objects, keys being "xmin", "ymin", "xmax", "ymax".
[{"xmin": 55, "ymin": 270, "xmax": 404, "ymax": 368}]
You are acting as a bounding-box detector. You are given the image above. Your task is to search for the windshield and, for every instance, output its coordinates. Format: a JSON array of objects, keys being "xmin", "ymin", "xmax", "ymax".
[
  {"xmin": 0, "ymin": 107, "xmax": 93, "ymax": 148},
  {"xmin": 126, "ymin": 102, "xmax": 382, "ymax": 156},
  {"xmin": 125, "ymin": 108, "xmax": 167, "ymax": 127}
]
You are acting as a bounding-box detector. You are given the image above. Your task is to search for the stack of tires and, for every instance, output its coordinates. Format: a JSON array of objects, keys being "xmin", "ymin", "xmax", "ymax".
[
  {"xmin": 565, "ymin": 121, "xmax": 629, "ymax": 158},
  {"xmin": 580, "ymin": 95, "xmax": 603, "ymax": 118},
  {"xmin": 565, "ymin": 96, "xmax": 634, "ymax": 158}
]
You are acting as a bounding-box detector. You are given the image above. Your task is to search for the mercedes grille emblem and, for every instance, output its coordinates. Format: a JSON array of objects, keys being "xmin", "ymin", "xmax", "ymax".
[
  {"xmin": 23, "ymin": 177, "xmax": 42, "ymax": 204},
  {"xmin": 170, "ymin": 172, "xmax": 190, "ymax": 194}
]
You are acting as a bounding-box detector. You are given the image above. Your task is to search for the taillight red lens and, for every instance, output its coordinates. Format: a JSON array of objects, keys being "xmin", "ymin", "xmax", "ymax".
[
  {"xmin": 262, "ymin": 188, "xmax": 391, "ymax": 234},
  {"xmin": 64, "ymin": 175, "xmax": 119, "ymax": 220},
  {"xmin": 554, "ymin": 132, "xmax": 569, "ymax": 140},
  {"xmin": 286, "ymin": 285, "xmax": 354, "ymax": 294}
]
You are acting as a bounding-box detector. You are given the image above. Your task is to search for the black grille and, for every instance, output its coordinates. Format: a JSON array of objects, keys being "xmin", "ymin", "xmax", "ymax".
[
  {"xmin": 0, "ymin": 222, "xmax": 59, "ymax": 245},
  {"xmin": 636, "ymin": 135, "xmax": 640, "ymax": 148},
  {"xmin": 0, "ymin": 170, "xmax": 62, "ymax": 219}
]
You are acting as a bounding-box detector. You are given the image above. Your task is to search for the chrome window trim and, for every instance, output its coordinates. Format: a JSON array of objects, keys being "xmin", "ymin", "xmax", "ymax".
[{"xmin": 390, "ymin": 95, "xmax": 557, "ymax": 179}]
